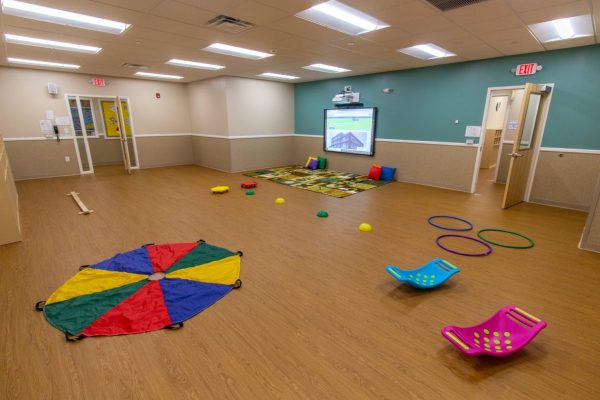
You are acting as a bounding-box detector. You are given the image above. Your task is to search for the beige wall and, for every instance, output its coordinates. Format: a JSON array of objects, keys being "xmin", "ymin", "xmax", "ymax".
[
  {"xmin": 230, "ymin": 136, "xmax": 292, "ymax": 172},
  {"xmin": 4, "ymin": 139, "xmax": 79, "ymax": 180},
  {"xmin": 187, "ymin": 76, "xmax": 294, "ymax": 138},
  {"xmin": 188, "ymin": 76, "xmax": 295, "ymax": 172},
  {"xmin": 496, "ymin": 142, "xmax": 513, "ymax": 183},
  {"xmin": 292, "ymin": 136, "xmax": 478, "ymax": 192},
  {"xmin": 0, "ymin": 66, "xmax": 191, "ymax": 138},
  {"xmin": 192, "ymin": 136, "xmax": 231, "ymax": 172},
  {"xmin": 580, "ymin": 174, "xmax": 600, "ymax": 252},
  {"xmin": 136, "ymin": 135, "xmax": 194, "ymax": 168},
  {"xmin": 187, "ymin": 78, "xmax": 228, "ymax": 136},
  {"xmin": 530, "ymin": 150, "xmax": 600, "ymax": 210},
  {"xmin": 225, "ymin": 77, "xmax": 294, "ymax": 137},
  {"xmin": 88, "ymin": 137, "xmax": 122, "ymax": 166}
]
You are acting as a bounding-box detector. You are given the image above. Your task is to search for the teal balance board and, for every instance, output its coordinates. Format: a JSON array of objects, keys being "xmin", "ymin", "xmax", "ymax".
[{"xmin": 386, "ymin": 258, "xmax": 460, "ymax": 289}]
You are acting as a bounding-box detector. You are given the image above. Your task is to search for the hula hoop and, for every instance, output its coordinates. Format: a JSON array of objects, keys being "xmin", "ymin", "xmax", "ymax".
[
  {"xmin": 428, "ymin": 215, "xmax": 473, "ymax": 231},
  {"xmin": 436, "ymin": 234, "xmax": 492, "ymax": 257},
  {"xmin": 477, "ymin": 229, "xmax": 535, "ymax": 249}
]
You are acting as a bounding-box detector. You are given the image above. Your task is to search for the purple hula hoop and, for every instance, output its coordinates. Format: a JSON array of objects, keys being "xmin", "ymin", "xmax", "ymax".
[{"xmin": 436, "ymin": 234, "xmax": 493, "ymax": 257}]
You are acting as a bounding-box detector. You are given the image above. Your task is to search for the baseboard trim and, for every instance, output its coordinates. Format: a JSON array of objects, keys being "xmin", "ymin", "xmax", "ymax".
[
  {"xmin": 14, "ymin": 172, "xmax": 80, "ymax": 181},
  {"xmin": 140, "ymin": 162, "xmax": 194, "ymax": 169},
  {"xmin": 529, "ymin": 198, "xmax": 588, "ymax": 212},
  {"xmin": 540, "ymin": 147, "xmax": 600, "ymax": 154},
  {"xmin": 293, "ymin": 134, "xmax": 475, "ymax": 147},
  {"xmin": 578, "ymin": 240, "xmax": 600, "ymax": 253},
  {"xmin": 135, "ymin": 133, "xmax": 193, "ymax": 138},
  {"xmin": 192, "ymin": 133, "xmax": 294, "ymax": 140}
]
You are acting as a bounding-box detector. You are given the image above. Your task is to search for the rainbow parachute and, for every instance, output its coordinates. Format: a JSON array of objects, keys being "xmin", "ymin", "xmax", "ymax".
[{"xmin": 36, "ymin": 241, "xmax": 242, "ymax": 341}]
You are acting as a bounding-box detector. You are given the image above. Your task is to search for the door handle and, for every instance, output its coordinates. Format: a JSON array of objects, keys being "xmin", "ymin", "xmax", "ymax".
[{"xmin": 509, "ymin": 152, "xmax": 523, "ymax": 158}]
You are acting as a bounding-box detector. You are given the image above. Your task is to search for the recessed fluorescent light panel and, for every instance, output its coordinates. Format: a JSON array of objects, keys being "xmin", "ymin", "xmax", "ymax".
[
  {"xmin": 258, "ymin": 72, "xmax": 299, "ymax": 80},
  {"xmin": 4, "ymin": 33, "xmax": 102, "ymax": 54},
  {"xmin": 398, "ymin": 43, "xmax": 456, "ymax": 60},
  {"xmin": 528, "ymin": 15, "xmax": 594, "ymax": 43},
  {"xmin": 302, "ymin": 63, "xmax": 350, "ymax": 73},
  {"xmin": 135, "ymin": 72, "xmax": 183, "ymax": 80},
  {"xmin": 1, "ymin": 0, "xmax": 131, "ymax": 34},
  {"xmin": 7, "ymin": 57, "xmax": 80, "ymax": 69},
  {"xmin": 166, "ymin": 59, "xmax": 225, "ymax": 70},
  {"xmin": 202, "ymin": 43, "xmax": 273, "ymax": 60},
  {"xmin": 296, "ymin": 0, "xmax": 389, "ymax": 35}
]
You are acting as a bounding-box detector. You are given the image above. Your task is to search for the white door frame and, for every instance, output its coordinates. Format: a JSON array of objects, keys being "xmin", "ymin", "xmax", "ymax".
[
  {"xmin": 470, "ymin": 83, "xmax": 555, "ymax": 203},
  {"xmin": 64, "ymin": 95, "xmax": 94, "ymax": 175},
  {"xmin": 492, "ymin": 92, "xmax": 513, "ymax": 181},
  {"xmin": 64, "ymin": 93, "xmax": 140, "ymax": 174}
]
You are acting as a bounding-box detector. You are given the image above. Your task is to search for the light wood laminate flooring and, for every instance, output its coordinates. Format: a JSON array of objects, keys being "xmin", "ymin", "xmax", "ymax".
[{"xmin": 1, "ymin": 165, "xmax": 599, "ymax": 399}]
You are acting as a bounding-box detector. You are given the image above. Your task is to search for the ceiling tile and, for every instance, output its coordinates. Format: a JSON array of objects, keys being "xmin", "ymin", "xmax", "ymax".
[
  {"xmin": 371, "ymin": 0, "xmax": 440, "ymax": 24},
  {"xmin": 253, "ymin": 0, "xmax": 321, "ymax": 13},
  {"xmin": 359, "ymin": 27, "xmax": 414, "ymax": 44},
  {"xmin": 443, "ymin": 0, "xmax": 515, "ymax": 24},
  {"xmin": 455, "ymin": 43, "xmax": 503, "ymax": 60},
  {"xmin": 268, "ymin": 17, "xmax": 349, "ymax": 42},
  {"xmin": 543, "ymin": 36, "xmax": 596, "ymax": 50},
  {"xmin": 486, "ymin": 36, "xmax": 545, "ymax": 56},
  {"xmin": 342, "ymin": 0, "xmax": 410, "ymax": 13},
  {"xmin": 398, "ymin": 15, "xmax": 460, "ymax": 35},
  {"xmin": 91, "ymin": 0, "xmax": 163, "ymax": 12},
  {"xmin": 479, "ymin": 27, "xmax": 536, "ymax": 42},
  {"xmin": 221, "ymin": 2, "xmax": 290, "ymax": 25},
  {"xmin": 0, "ymin": 0, "xmax": 596, "ymax": 83},
  {"xmin": 231, "ymin": 27, "xmax": 294, "ymax": 48},
  {"xmin": 505, "ymin": 0, "xmax": 584, "ymax": 13},
  {"xmin": 174, "ymin": 0, "xmax": 244, "ymax": 13},
  {"xmin": 518, "ymin": 0, "xmax": 593, "ymax": 24},
  {"xmin": 460, "ymin": 14, "xmax": 525, "ymax": 35},
  {"xmin": 149, "ymin": 1, "xmax": 217, "ymax": 26}
]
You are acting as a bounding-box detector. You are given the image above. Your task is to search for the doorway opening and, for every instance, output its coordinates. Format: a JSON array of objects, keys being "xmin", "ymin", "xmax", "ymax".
[
  {"xmin": 65, "ymin": 94, "xmax": 140, "ymax": 175},
  {"xmin": 471, "ymin": 83, "xmax": 554, "ymax": 208}
]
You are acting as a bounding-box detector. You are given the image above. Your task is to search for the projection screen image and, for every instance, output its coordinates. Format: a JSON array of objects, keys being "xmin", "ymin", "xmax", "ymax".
[{"xmin": 324, "ymin": 108, "xmax": 377, "ymax": 156}]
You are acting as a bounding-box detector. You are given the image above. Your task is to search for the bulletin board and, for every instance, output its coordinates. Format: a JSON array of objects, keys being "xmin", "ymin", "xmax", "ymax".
[{"xmin": 101, "ymin": 101, "xmax": 132, "ymax": 137}]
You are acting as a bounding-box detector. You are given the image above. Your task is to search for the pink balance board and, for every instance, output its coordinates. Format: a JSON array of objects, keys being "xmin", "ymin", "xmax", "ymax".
[{"xmin": 441, "ymin": 306, "xmax": 547, "ymax": 356}]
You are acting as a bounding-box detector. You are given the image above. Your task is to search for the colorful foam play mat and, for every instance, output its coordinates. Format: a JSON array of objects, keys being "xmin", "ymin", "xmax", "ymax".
[
  {"xmin": 35, "ymin": 241, "xmax": 242, "ymax": 341},
  {"xmin": 244, "ymin": 165, "xmax": 391, "ymax": 198}
]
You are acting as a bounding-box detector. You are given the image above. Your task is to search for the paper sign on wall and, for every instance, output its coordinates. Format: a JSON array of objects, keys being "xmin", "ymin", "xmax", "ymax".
[
  {"xmin": 40, "ymin": 119, "xmax": 53, "ymax": 131},
  {"xmin": 465, "ymin": 125, "xmax": 481, "ymax": 138},
  {"xmin": 55, "ymin": 116, "xmax": 71, "ymax": 126},
  {"xmin": 508, "ymin": 120, "xmax": 519, "ymax": 130},
  {"xmin": 45, "ymin": 110, "xmax": 55, "ymax": 120}
]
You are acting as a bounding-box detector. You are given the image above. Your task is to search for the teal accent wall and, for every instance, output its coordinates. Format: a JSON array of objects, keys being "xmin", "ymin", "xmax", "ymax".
[{"xmin": 295, "ymin": 45, "xmax": 600, "ymax": 150}]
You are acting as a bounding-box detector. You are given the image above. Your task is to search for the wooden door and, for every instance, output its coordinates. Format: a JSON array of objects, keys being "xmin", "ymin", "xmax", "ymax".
[
  {"xmin": 115, "ymin": 96, "xmax": 132, "ymax": 174},
  {"xmin": 502, "ymin": 83, "xmax": 548, "ymax": 208}
]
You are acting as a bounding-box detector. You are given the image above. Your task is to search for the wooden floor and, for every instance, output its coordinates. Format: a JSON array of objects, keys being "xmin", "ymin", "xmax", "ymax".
[{"xmin": 1, "ymin": 165, "xmax": 599, "ymax": 399}]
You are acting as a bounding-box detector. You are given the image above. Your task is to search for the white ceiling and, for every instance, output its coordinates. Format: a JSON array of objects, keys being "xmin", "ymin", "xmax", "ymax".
[{"xmin": 0, "ymin": 0, "xmax": 598, "ymax": 83}]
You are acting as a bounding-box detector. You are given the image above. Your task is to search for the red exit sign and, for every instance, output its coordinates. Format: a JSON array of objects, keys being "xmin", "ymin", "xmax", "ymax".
[
  {"xmin": 515, "ymin": 63, "xmax": 538, "ymax": 76},
  {"xmin": 90, "ymin": 78, "xmax": 106, "ymax": 87}
]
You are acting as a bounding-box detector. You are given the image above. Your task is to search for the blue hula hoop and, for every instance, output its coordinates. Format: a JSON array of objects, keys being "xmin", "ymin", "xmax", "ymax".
[{"xmin": 428, "ymin": 215, "xmax": 473, "ymax": 231}]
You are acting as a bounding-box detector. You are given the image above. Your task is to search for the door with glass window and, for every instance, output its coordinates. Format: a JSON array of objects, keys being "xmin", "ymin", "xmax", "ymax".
[
  {"xmin": 67, "ymin": 96, "xmax": 95, "ymax": 174},
  {"xmin": 502, "ymin": 83, "xmax": 550, "ymax": 208},
  {"xmin": 67, "ymin": 95, "xmax": 139, "ymax": 174}
]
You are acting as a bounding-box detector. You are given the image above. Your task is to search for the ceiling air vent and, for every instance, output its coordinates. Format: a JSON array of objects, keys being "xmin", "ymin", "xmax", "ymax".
[
  {"xmin": 425, "ymin": 0, "xmax": 489, "ymax": 12},
  {"xmin": 206, "ymin": 15, "xmax": 253, "ymax": 33},
  {"xmin": 121, "ymin": 63, "xmax": 149, "ymax": 69}
]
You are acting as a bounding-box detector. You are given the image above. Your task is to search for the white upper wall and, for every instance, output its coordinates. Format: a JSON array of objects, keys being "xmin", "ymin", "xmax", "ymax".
[
  {"xmin": 0, "ymin": 68, "xmax": 295, "ymax": 139},
  {"xmin": 225, "ymin": 77, "xmax": 294, "ymax": 137},
  {"xmin": 187, "ymin": 77, "xmax": 229, "ymax": 136},
  {"xmin": 0, "ymin": 66, "xmax": 191, "ymax": 138}
]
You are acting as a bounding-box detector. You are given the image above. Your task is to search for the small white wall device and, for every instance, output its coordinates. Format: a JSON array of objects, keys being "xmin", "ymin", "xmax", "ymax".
[{"xmin": 47, "ymin": 82, "xmax": 58, "ymax": 95}]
